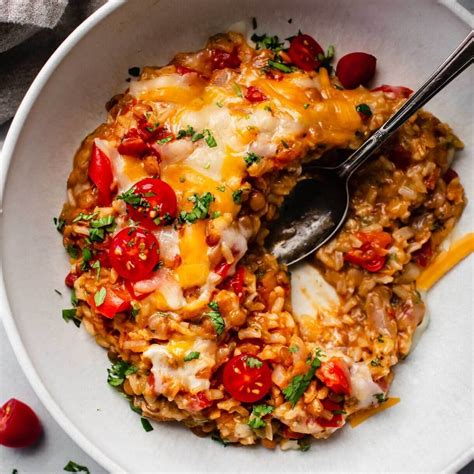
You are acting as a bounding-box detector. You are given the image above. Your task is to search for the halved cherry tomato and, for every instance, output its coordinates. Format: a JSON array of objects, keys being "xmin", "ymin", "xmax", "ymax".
[
  {"xmin": 228, "ymin": 266, "xmax": 245, "ymax": 299},
  {"xmin": 412, "ymin": 240, "xmax": 433, "ymax": 268},
  {"xmin": 124, "ymin": 178, "xmax": 177, "ymax": 229},
  {"xmin": 90, "ymin": 285, "xmax": 131, "ymax": 319},
  {"xmin": 0, "ymin": 399, "xmax": 42, "ymax": 448},
  {"xmin": 316, "ymin": 358, "xmax": 351, "ymax": 395},
  {"xmin": 64, "ymin": 272, "xmax": 77, "ymax": 288},
  {"xmin": 442, "ymin": 167, "xmax": 458, "ymax": 184},
  {"xmin": 222, "ymin": 354, "xmax": 272, "ymax": 403},
  {"xmin": 88, "ymin": 143, "xmax": 114, "ymax": 206},
  {"xmin": 288, "ymin": 33, "xmax": 324, "ymax": 71},
  {"xmin": 210, "ymin": 48, "xmax": 241, "ymax": 70},
  {"xmin": 109, "ymin": 227, "xmax": 160, "ymax": 281},
  {"xmin": 118, "ymin": 128, "xmax": 148, "ymax": 156},
  {"xmin": 336, "ymin": 52, "xmax": 376, "ymax": 89},
  {"xmin": 371, "ymin": 84, "xmax": 413, "ymax": 99},
  {"xmin": 344, "ymin": 231, "xmax": 392, "ymax": 272},
  {"xmin": 214, "ymin": 261, "xmax": 231, "ymax": 279},
  {"xmin": 245, "ymin": 86, "xmax": 267, "ymax": 103}
]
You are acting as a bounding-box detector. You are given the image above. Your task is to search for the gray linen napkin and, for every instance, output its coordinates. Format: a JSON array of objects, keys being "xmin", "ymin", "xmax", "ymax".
[{"xmin": 0, "ymin": 0, "xmax": 105, "ymax": 125}]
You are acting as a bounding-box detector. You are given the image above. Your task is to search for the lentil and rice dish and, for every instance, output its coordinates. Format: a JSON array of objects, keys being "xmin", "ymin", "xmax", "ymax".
[{"xmin": 58, "ymin": 31, "xmax": 466, "ymax": 449}]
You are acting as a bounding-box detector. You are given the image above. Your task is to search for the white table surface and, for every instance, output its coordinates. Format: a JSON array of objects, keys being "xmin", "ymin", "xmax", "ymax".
[{"xmin": 0, "ymin": 121, "xmax": 106, "ymax": 474}]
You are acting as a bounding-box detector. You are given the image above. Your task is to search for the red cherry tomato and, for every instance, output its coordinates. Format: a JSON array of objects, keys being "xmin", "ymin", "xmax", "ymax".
[
  {"xmin": 344, "ymin": 231, "xmax": 392, "ymax": 272},
  {"xmin": 91, "ymin": 285, "xmax": 132, "ymax": 319},
  {"xmin": 64, "ymin": 272, "xmax": 78, "ymax": 288},
  {"xmin": 210, "ymin": 48, "xmax": 241, "ymax": 70},
  {"xmin": 371, "ymin": 84, "xmax": 413, "ymax": 99},
  {"xmin": 227, "ymin": 266, "xmax": 245, "ymax": 299},
  {"xmin": 0, "ymin": 399, "xmax": 42, "ymax": 448},
  {"xmin": 245, "ymin": 86, "xmax": 267, "ymax": 103},
  {"xmin": 336, "ymin": 52, "xmax": 377, "ymax": 89},
  {"xmin": 316, "ymin": 358, "xmax": 351, "ymax": 395},
  {"xmin": 288, "ymin": 34, "xmax": 324, "ymax": 71},
  {"xmin": 214, "ymin": 261, "xmax": 231, "ymax": 279},
  {"xmin": 109, "ymin": 227, "xmax": 160, "ymax": 281},
  {"xmin": 88, "ymin": 143, "xmax": 114, "ymax": 206},
  {"xmin": 118, "ymin": 128, "xmax": 148, "ymax": 157},
  {"xmin": 222, "ymin": 354, "xmax": 272, "ymax": 403},
  {"xmin": 412, "ymin": 241, "xmax": 433, "ymax": 268},
  {"xmin": 124, "ymin": 178, "xmax": 177, "ymax": 229},
  {"xmin": 442, "ymin": 167, "xmax": 458, "ymax": 184}
]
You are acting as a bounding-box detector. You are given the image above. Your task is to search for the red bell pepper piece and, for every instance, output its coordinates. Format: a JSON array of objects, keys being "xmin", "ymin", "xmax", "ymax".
[
  {"xmin": 88, "ymin": 143, "xmax": 113, "ymax": 206},
  {"xmin": 90, "ymin": 286, "xmax": 131, "ymax": 319}
]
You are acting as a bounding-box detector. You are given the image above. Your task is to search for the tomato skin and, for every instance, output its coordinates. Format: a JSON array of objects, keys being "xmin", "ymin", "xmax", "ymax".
[
  {"xmin": 214, "ymin": 261, "xmax": 231, "ymax": 279},
  {"xmin": 175, "ymin": 65, "xmax": 198, "ymax": 75},
  {"xmin": 316, "ymin": 358, "xmax": 351, "ymax": 395},
  {"xmin": 125, "ymin": 178, "xmax": 177, "ymax": 229},
  {"xmin": 390, "ymin": 144, "xmax": 411, "ymax": 171},
  {"xmin": 88, "ymin": 143, "xmax": 114, "ymax": 206},
  {"xmin": 210, "ymin": 48, "xmax": 241, "ymax": 70},
  {"xmin": 245, "ymin": 86, "xmax": 267, "ymax": 103},
  {"xmin": 91, "ymin": 285, "xmax": 131, "ymax": 318},
  {"xmin": 109, "ymin": 227, "xmax": 160, "ymax": 281},
  {"xmin": 371, "ymin": 84, "xmax": 413, "ymax": 99},
  {"xmin": 288, "ymin": 34, "xmax": 324, "ymax": 71},
  {"xmin": 228, "ymin": 266, "xmax": 245, "ymax": 299},
  {"xmin": 316, "ymin": 414, "xmax": 343, "ymax": 428},
  {"xmin": 64, "ymin": 272, "xmax": 77, "ymax": 288},
  {"xmin": 222, "ymin": 354, "xmax": 272, "ymax": 403},
  {"xmin": 412, "ymin": 241, "xmax": 433, "ymax": 268},
  {"xmin": 336, "ymin": 52, "xmax": 377, "ymax": 89},
  {"xmin": 118, "ymin": 128, "xmax": 148, "ymax": 156},
  {"xmin": 344, "ymin": 231, "xmax": 392, "ymax": 272},
  {"xmin": 188, "ymin": 392, "xmax": 213, "ymax": 412},
  {"xmin": 0, "ymin": 399, "xmax": 42, "ymax": 448}
]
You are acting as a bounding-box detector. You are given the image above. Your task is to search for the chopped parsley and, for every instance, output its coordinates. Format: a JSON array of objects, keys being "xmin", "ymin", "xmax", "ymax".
[
  {"xmin": 94, "ymin": 287, "xmax": 107, "ymax": 307},
  {"xmin": 66, "ymin": 245, "xmax": 79, "ymax": 259},
  {"xmin": 298, "ymin": 438, "xmax": 311, "ymax": 452},
  {"xmin": 54, "ymin": 217, "xmax": 65, "ymax": 232},
  {"xmin": 177, "ymin": 125, "xmax": 197, "ymax": 139},
  {"xmin": 91, "ymin": 260, "xmax": 101, "ymax": 280},
  {"xmin": 289, "ymin": 345, "xmax": 299, "ymax": 353},
  {"xmin": 248, "ymin": 404, "xmax": 274, "ymax": 429},
  {"xmin": 156, "ymin": 136, "xmax": 173, "ymax": 145},
  {"xmin": 282, "ymin": 350, "xmax": 322, "ymax": 406},
  {"xmin": 206, "ymin": 301, "xmax": 225, "ymax": 335},
  {"xmin": 356, "ymin": 103, "xmax": 372, "ymax": 119},
  {"xmin": 130, "ymin": 305, "xmax": 140, "ymax": 319},
  {"xmin": 377, "ymin": 335, "xmax": 384, "ymax": 343},
  {"xmin": 71, "ymin": 289, "xmax": 78, "ymax": 307},
  {"xmin": 63, "ymin": 461, "xmax": 90, "ymax": 473},
  {"xmin": 244, "ymin": 152, "xmax": 262, "ymax": 167},
  {"xmin": 211, "ymin": 431, "xmax": 229, "ymax": 446},
  {"xmin": 233, "ymin": 82, "xmax": 243, "ymax": 98},
  {"xmin": 267, "ymin": 59, "xmax": 295, "ymax": 73},
  {"xmin": 232, "ymin": 189, "xmax": 243, "ymax": 204},
  {"xmin": 281, "ymin": 139, "xmax": 289, "ymax": 149},
  {"xmin": 211, "ymin": 211, "xmax": 221, "ymax": 219},
  {"xmin": 374, "ymin": 393, "xmax": 388, "ymax": 403},
  {"xmin": 251, "ymin": 33, "xmax": 284, "ymax": 51},
  {"xmin": 303, "ymin": 103, "xmax": 310, "ymax": 109},
  {"xmin": 204, "ymin": 129, "xmax": 217, "ymax": 147},
  {"xmin": 107, "ymin": 360, "xmax": 138, "ymax": 387},
  {"xmin": 370, "ymin": 358, "xmax": 381, "ymax": 367},
  {"xmin": 184, "ymin": 351, "xmax": 200, "ymax": 362},
  {"xmin": 216, "ymin": 185, "xmax": 226, "ymax": 192},
  {"xmin": 246, "ymin": 356, "xmax": 263, "ymax": 368},
  {"xmin": 54, "ymin": 289, "xmax": 62, "ymax": 296},
  {"xmin": 179, "ymin": 192, "xmax": 215, "ymax": 224},
  {"xmin": 141, "ymin": 417, "xmax": 154, "ymax": 432},
  {"xmin": 81, "ymin": 247, "xmax": 92, "ymax": 271},
  {"xmin": 117, "ymin": 188, "xmax": 148, "ymax": 207},
  {"xmin": 128, "ymin": 66, "xmax": 140, "ymax": 77},
  {"xmin": 62, "ymin": 308, "xmax": 81, "ymax": 328},
  {"xmin": 72, "ymin": 212, "xmax": 97, "ymax": 223},
  {"xmin": 130, "ymin": 401, "xmax": 142, "ymax": 415},
  {"xmin": 252, "ymin": 17, "xmax": 257, "ymax": 30},
  {"xmin": 88, "ymin": 216, "xmax": 115, "ymax": 242},
  {"xmin": 333, "ymin": 409, "xmax": 347, "ymax": 415}
]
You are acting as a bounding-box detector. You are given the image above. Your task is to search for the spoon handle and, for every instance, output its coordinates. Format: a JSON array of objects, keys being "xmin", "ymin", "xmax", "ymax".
[{"xmin": 338, "ymin": 30, "xmax": 474, "ymax": 179}]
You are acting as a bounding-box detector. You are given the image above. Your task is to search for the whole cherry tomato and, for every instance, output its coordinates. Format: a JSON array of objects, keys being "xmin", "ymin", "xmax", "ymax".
[
  {"xmin": 0, "ymin": 399, "xmax": 42, "ymax": 448},
  {"xmin": 222, "ymin": 354, "xmax": 272, "ymax": 403},
  {"xmin": 336, "ymin": 52, "xmax": 377, "ymax": 89},
  {"xmin": 316, "ymin": 358, "xmax": 352, "ymax": 395},
  {"xmin": 109, "ymin": 227, "xmax": 160, "ymax": 281},
  {"xmin": 288, "ymin": 34, "xmax": 324, "ymax": 71},
  {"xmin": 123, "ymin": 178, "xmax": 177, "ymax": 229}
]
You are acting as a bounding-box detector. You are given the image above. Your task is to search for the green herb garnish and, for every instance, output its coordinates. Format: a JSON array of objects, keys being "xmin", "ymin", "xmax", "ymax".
[
  {"xmin": 94, "ymin": 287, "xmax": 107, "ymax": 307},
  {"xmin": 63, "ymin": 461, "xmax": 90, "ymax": 473},
  {"xmin": 206, "ymin": 301, "xmax": 225, "ymax": 335},
  {"xmin": 156, "ymin": 136, "xmax": 173, "ymax": 145},
  {"xmin": 128, "ymin": 66, "xmax": 140, "ymax": 77},
  {"xmin": 211, "ymin": 431, "xmax": 229, "ymax": 446},
  {"xmin": 179, "ymin": 192, "xmax": 215, "ymax": 224},
  {"xmin": 244, "ymin": 152, "xmax": 262, "ymax": 167},
  {"xmin": 248, "ymin": 404, "xmax": 274, "ymax": 429},
  {"xmin": 89, "ymin": 216, "xmax": 115, "ymax": 242},
  {"xmin": 374, "ymin": 393, "xmax": 388, "ymax": 403},
  {"xmin": 54, "ymin": 217, "xmax": 66, "ymax": 232},
  {"xmin": 66, "ymin": 245, "xmax": 79, "ymax": 259},
  {"xmin": 232, "ymin": 189, "xmax": 243, "ymax": 204},
  {"xmin": 107, "ymin": 360, "xmax": 138, "ymax": 387},
  {"xmin": 246, "ymin": 356, "xmax": 263, "ymax": 368},
  {"xmin": 141, "ymin": 417, "xmax": 154, "ymax": 432},
  {"xmin": 356, "ymin": 103, "xmax": 372, "ymax": 118},
  {"xmin": 204, "ymin": 129, "xmax": 217, "ymax": 147},
  {"xmin": 370, "ymin": 358, "xmax": 381, "ymax": 367},
  {"xmin": 62, "ymin": 308, "xmax": 81, "ymax": 328},
  {"xmin": 251, "ymin": 33, "xmax": 284, "ymax": 51},
  {"xmin": 184, "ymin": 351, "xmax": 200, "ymax": 362},
  {"xmin": 267, "ymin": 59, "xmax": 295, "ymax": 73},
  {"xmin": 233, "ymin": 82, "xmax": 243, "ymax": 98},
  {"xmin": 72, "ymin": 212, "xmax": 97, "ymax": 223},
  {"xmin": 289, "ymin": 345, "xmax": 299, "ymax": 353},
  {"xmin": 282, "ymin": 350, "xmax": 322, "ymax": 406}
]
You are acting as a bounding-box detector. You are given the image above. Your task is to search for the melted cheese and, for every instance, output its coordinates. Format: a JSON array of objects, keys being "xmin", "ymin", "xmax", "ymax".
[
  {"xmin": 417, "ymin": 233, "xmax": 474, "ymax": 291},
  {"xmin": 349, "ymin": 362, "xmax": 382, "ymax": 410},
  {"xmin": 144, "ymin": 337, "xmax": 217, "ymax": 396},
  {"xmin": 349, "ymin": 398, "xmax": 400, "ymax": 428}
]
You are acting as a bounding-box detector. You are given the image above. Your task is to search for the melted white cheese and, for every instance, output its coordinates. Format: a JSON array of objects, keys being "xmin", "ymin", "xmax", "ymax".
[{"xmin": 349, "ymin": 362, "xmax": 382, "ymax": 410}]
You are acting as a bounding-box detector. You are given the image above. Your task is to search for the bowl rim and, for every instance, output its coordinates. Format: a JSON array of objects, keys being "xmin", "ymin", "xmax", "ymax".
[{"xmin": 0, "ymin": 0, "xmax": 472, "ymax": 472}]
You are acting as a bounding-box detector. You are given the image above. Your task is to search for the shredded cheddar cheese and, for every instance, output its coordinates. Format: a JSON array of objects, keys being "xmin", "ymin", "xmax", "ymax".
[
  {"xmin": 349, "ymin": 397, "xmax": 400, "ymax": 428},
  {"xmin": 417, "ymin": 233, "xmax": 474, "ymax": 291}
]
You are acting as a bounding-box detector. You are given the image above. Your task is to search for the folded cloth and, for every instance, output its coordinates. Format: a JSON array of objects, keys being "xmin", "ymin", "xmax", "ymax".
[{"xmin": 0, "ymin": 0, "xmax": 105, "ymax": 125}]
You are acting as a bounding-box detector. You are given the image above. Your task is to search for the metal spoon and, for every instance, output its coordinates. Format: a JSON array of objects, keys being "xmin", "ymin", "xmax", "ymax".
[{"xmin": 266, "ymin": 31, "xmax": 474, "ymax": 265}]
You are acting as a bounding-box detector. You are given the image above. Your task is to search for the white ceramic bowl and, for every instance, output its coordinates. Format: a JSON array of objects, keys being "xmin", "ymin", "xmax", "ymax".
[{"xmin": 1, "ymin": 1, "xmax": 473, "ymax": 472}]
